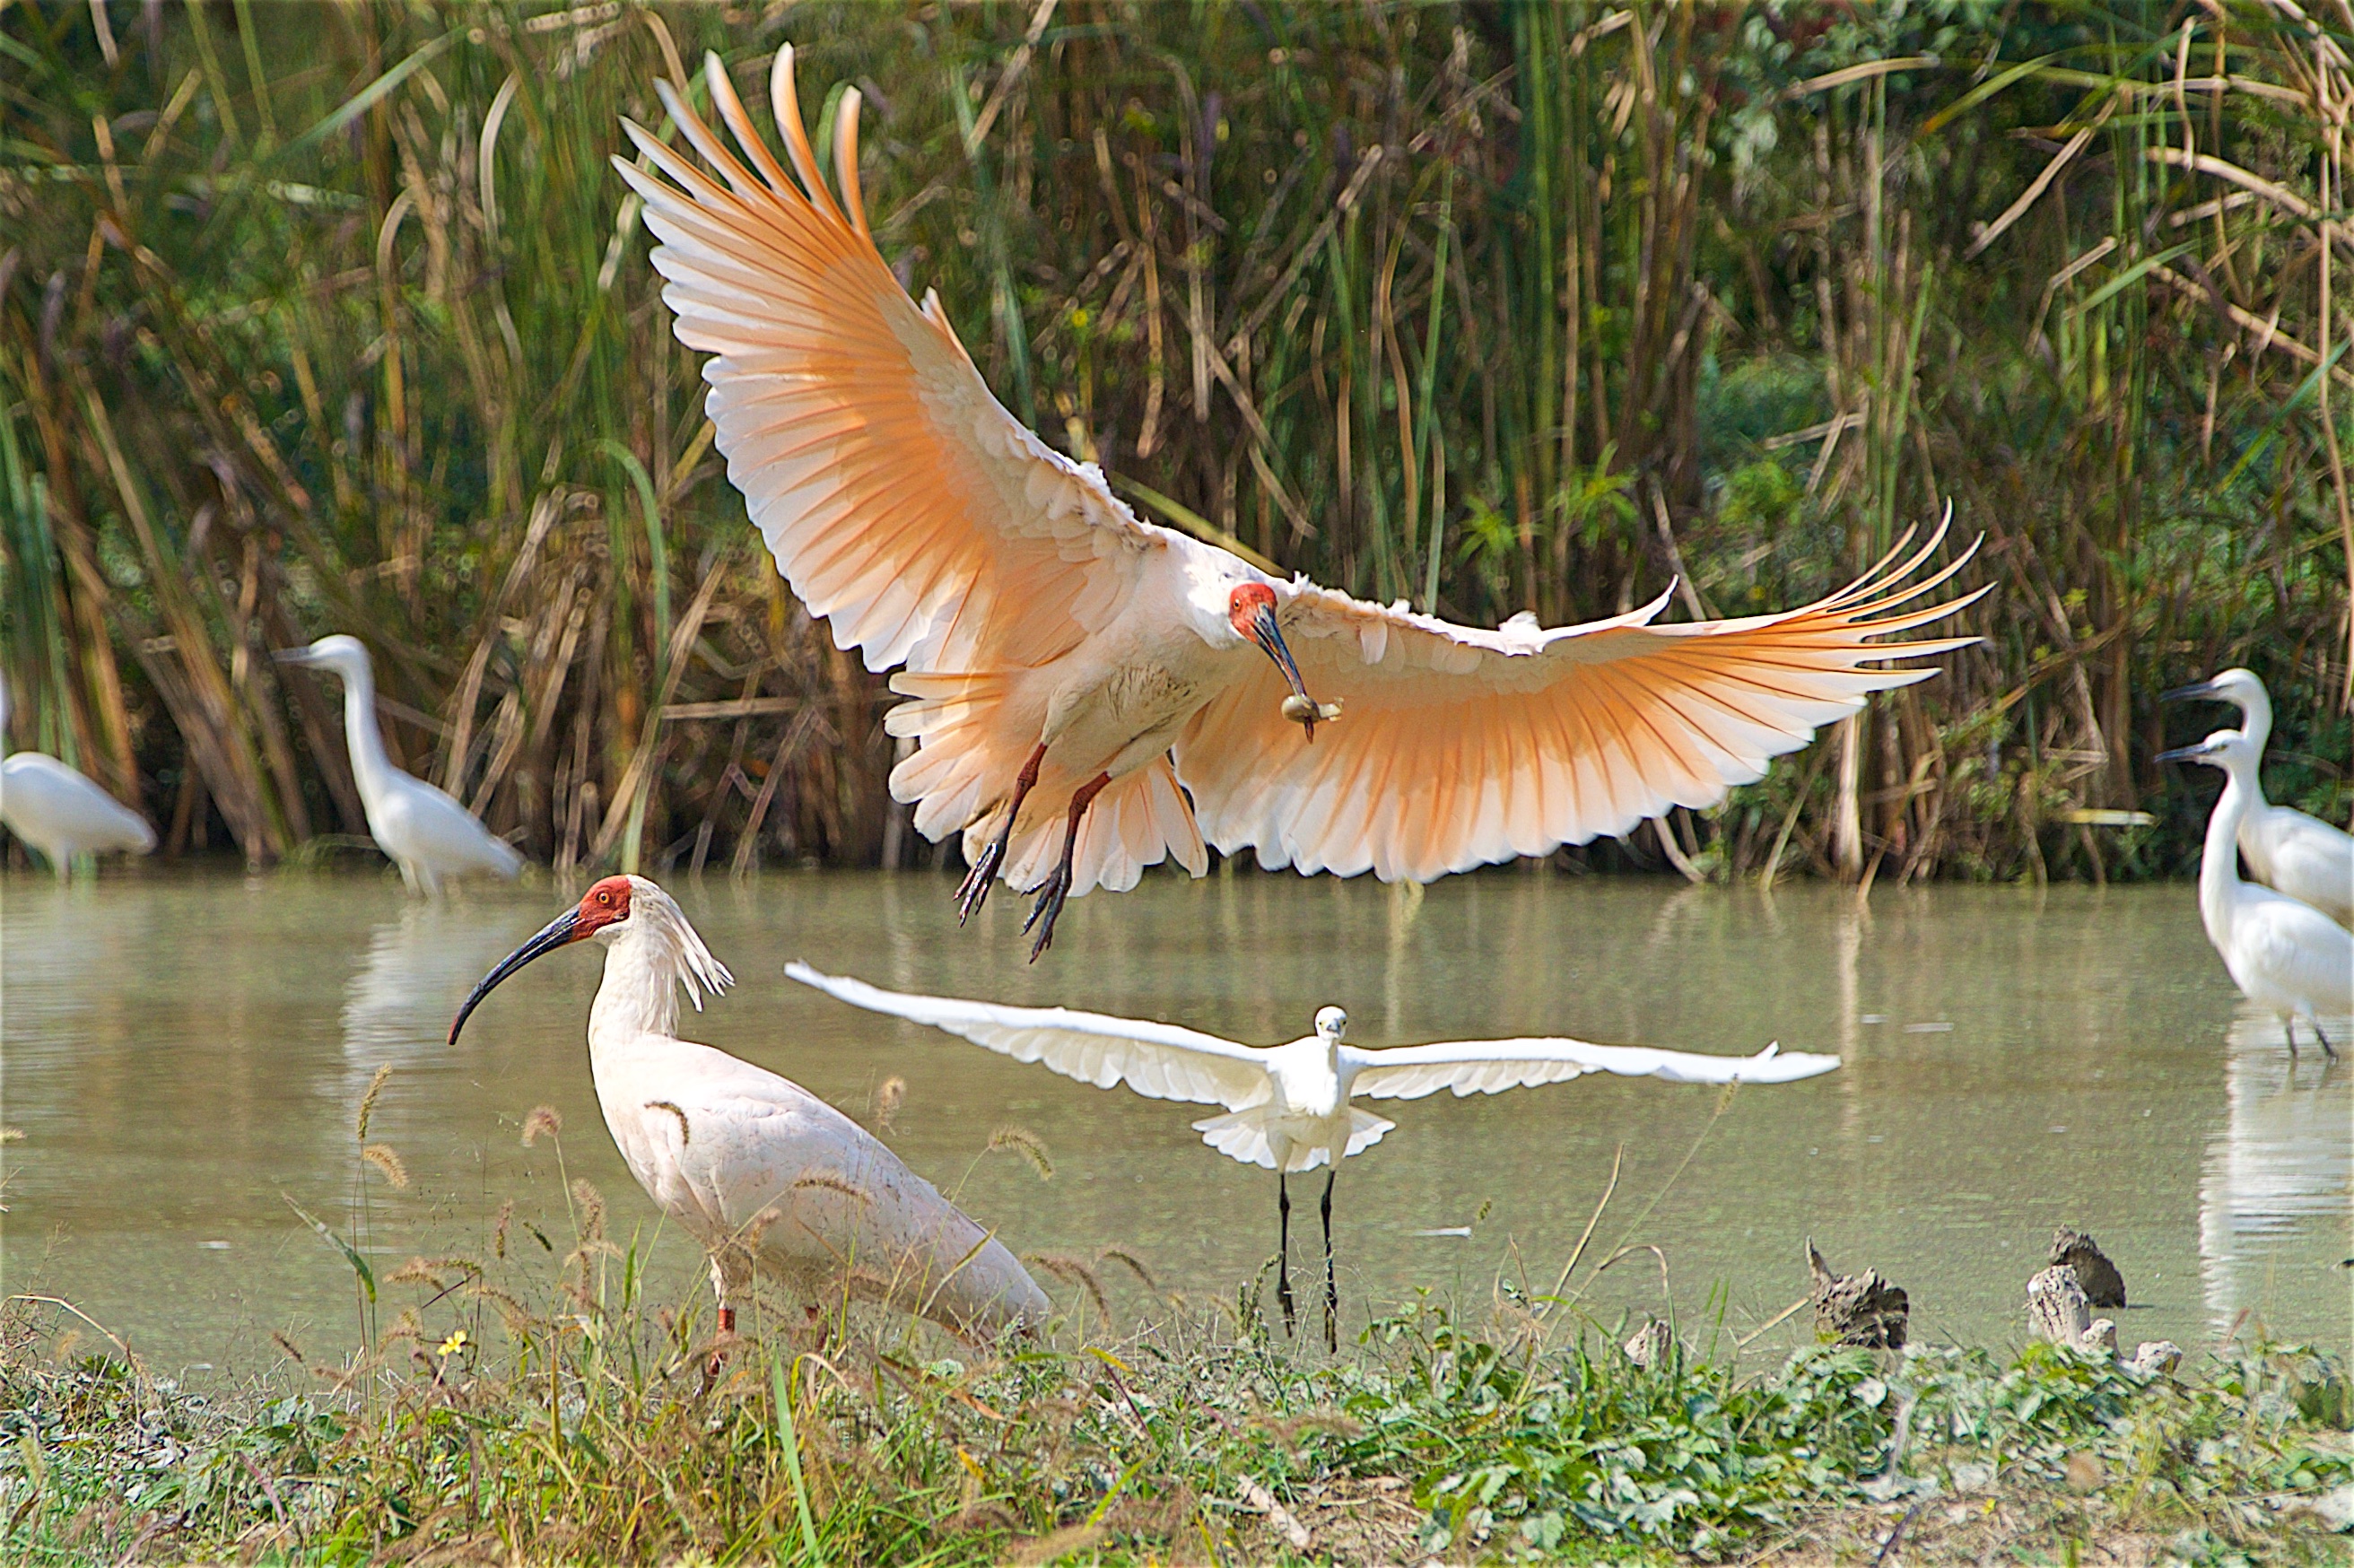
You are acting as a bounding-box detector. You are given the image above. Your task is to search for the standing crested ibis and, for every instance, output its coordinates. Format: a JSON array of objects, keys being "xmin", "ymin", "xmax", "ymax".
[
  {"xmin": 2163, "ymin": 669, "xmax": 2352, "ymax": 927},
  {"xmin": 2159, "ymin": 730, "xmax": 2353, "ymax": 1058},
  {"xmin": 449, "ymin": 876, "xmax": 1050, "ymax": 1346},
  {"xmin": 275, "ymin": 636, "xmax": 524, "ymax": 895},
  {"xmin": 0, "ymin": 670, "xmax": 153, "ymax": 877},
  {"xmin": 788, "ymin": 963, "xmax": 1837, "ymax": 1350},
  {"xmin": 620, "ymin": 51, "xmax": 1983, "ymax": 958}
]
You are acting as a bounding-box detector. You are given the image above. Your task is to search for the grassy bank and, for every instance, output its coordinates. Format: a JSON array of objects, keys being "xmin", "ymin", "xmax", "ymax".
[
  {"xmin": 4, "ymin": 1279, "xmax": 2350, "ymax": 1564},
  {"xmin": 4, "ymin": 3, "xmax": 2350, "ymax": 885}
]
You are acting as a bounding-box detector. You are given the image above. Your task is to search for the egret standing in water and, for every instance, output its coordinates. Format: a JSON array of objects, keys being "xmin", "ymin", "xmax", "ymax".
[
  {"xmin": 450, "ymin": 878, "xmax": 1049, "ymax": 1351},
  {"xmin": 0, "ymin": 671, "xmax": 153, "ymax": 877},
  {"xmin": 274, "ymin": 636, "xmax": 522, "ymax": 895},
  {"xmin": 788, "ymin": 963, "xmax": 1837, "ymax": 1350},
  {"xmin": 2164, "ymin": 669, "xmax": 2352, "ymax": 927},
  {"xmin": 2159, "ymin": 729, "xmax": 2354, "ymax": 1058}
]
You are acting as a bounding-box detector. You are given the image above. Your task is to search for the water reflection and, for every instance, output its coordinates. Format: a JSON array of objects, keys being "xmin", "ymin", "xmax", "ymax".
[
  {"xmin": 339, "ymin": 903, "xmax": 517, "ymax": 1090},
  {"xmin": 2198, "ymin": 1005, "xmax": 2353, "ymax": 1333},
  {"xmin": 4, "ymin": 869, "xmax": 2350, "ymax": 1363}
]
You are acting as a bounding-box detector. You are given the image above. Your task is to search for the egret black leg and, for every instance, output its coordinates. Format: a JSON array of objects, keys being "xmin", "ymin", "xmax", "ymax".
[
  {"xmin": 1275, "ymin": 1172, "xmax": 1296, "ymax": 1335},
  {"xmin": 1023, "ymin": 771, "xmax": 1110, "ymax": 962},
  {"xmin": 1321, "ymin": 1169, "xmax": 1338, "ymax": 1354},
  {"xmin": 958, "ymin": 743, "xmax": 1046, "ymax": 924},
  {"xmin": 2287, "ymin": 1019, "xmax": 2302, "ymax": 1059},
  {"xmin": 2317, "ymin": 1021, "xmax": 2340, "ymax": 1060}
]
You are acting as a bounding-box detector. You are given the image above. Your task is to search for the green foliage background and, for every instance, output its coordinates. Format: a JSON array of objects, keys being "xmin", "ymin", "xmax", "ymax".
[{"xmin": 3, "ymin": 1, "xmax": 2349, "ymax": 882}]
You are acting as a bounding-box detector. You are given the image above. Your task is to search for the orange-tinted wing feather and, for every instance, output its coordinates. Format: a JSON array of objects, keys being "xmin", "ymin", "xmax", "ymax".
[
  {"xmin": 616, "ymin": 51, "xmax": 1170, "ymax": 676},
  {"xmin": 1175, "ymin": 524, "xmax": 1985, "ymax": 882}
]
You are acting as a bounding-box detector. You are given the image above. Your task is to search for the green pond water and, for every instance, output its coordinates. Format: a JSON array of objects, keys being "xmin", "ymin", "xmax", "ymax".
[{"xmin": 3, "ymin": 867, "xmax": 2347, "ymax": 1376}]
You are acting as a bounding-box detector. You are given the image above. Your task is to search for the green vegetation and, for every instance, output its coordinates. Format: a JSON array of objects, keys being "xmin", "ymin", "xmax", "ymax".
[
  {"xmin": 1, "ymin": 2, "xmax": 2350, "ymax": 884},
  {"xmin": 5, "ymin": 1276, "xmax": 2350, "ymax": 1563}
]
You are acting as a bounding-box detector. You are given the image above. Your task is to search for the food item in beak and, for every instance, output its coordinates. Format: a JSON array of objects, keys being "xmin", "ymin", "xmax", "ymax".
[{"xmin": 1281, "ymin": 693, "xmax": 1343, "ymax": 730}]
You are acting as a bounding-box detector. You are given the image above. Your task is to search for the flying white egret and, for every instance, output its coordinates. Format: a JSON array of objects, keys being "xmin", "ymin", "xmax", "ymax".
[
  {"xmin": 619, "ymin": 50, "xmax": 1984, "ymax": 960},
  {"xmin": 2159, "ymin": 729, "xmax": 2353, "ymax": 1058},
  {"xmin": 787, "ymin": 962, "xmax": 1839, "ymax": 1349},
  {"xmin": 0, "ymin": 670, "xmax": 154, "ymax": 877},
  {"xmin": 450, "ymin": 877, "xmax": 1049, "ymax": 1353},
  {"xmin": 274, "ymin": 636, "xmax": 523, "ymax": 895},
  {"xmin": 2163, "ymin": 668, "xmax": 2352, "ymax": 927}
]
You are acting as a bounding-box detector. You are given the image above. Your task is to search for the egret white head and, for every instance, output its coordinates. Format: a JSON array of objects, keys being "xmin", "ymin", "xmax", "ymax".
[
  {"xmin": 2156, "ymin": 727, "xmax": 2260, "ymax": 775},
  {"xmin": 447, "ymin": 875, "xmax": 732, "ymax": 1044},
  {"xmin": 273, "ymin": 634, "xmax": 374, "ymax": 683},
  {"xmin": 1314, "ymin": 1005, "xmax": 1348, "ymax": 1040},
  {"xmin": 2162, "ymin": 667, "xmax": 2274, "ymax": 740}
]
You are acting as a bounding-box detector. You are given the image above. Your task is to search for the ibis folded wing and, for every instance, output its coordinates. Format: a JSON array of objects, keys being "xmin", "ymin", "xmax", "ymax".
[
  {"xmin": 618, "ymin": 52, "xmax": 1173, "ymax": 676},
  {"xmin": 1176, "ymin": 523, "xmax": 1985, "ymax": 884},
  {"xmin": 787, "ymin": 963, "xmax": 1274, "ymax": 1110},
  {"xmin": 1345, "ymin": 1038, "xmax": 1839, "ymax": 1102}
]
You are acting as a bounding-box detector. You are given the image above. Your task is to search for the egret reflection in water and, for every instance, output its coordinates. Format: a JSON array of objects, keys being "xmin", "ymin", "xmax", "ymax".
[
  {"xmin": 2199, "ymin": 1005, "xmax": 2354, "ymax": 1332},
  {"xmin": 6, "ymin": 872, "xmax": 2350, "ymax": 1363},
  {"xmin": 340, "ymin": 902, "xmax": 523, "ymax": 1089}
]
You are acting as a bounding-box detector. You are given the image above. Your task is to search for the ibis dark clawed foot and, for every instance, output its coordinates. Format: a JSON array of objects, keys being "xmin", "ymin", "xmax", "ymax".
[
  {"xmin": 1321, "ymin": 1169, "xmax": 1338, "ymax": 1354},
  {"xmin": 1022, "ymin": 771, "xmax": 1110, "ymax": 962},
  {"xmin": 1276, "ymin": 1172, "xmax": 1297, "ymax": 1336},
  {"xmin": 958, "ymin": 744, "xmax": 1045, "ymax": 925}
]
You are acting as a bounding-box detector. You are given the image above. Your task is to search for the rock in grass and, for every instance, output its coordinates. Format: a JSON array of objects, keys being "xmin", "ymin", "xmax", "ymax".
[
  {"xmin": 1805, "ymin": 1238, "xmax": 1908, "ymax": 1349},
  {"xmin": 2027, "ymin": 1264, "xmax": 2093, "ymax": 1349},
  {"xmin": 2127, "ymin": 1340, "xmax": 2182, "ymax": 1378},
  {"xmin": 2049, "ymin": 1226, "xmax": 2125, "ymax": 1308}
]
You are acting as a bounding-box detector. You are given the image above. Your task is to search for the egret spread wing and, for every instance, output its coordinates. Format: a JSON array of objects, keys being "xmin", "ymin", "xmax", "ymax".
[
  {"xmin": 1176, "ymin": 526, "xmax": 1985, "ymax": 883},
  {"xmin": 1345, "ymin": 1038, "xmax": 1839, "ymax": 1102},
  {"xmin": 619, "ymin": 53, "xmax": 1173, "ymax": 676},
  {"xmin": 788, "ymin": 963, "xmax": 1275, "ymax": 1109}
]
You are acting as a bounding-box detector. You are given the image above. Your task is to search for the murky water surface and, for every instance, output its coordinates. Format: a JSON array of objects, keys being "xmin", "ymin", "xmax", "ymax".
[{"xmin": 4, "ymin": 867, "xmax": 2348, "ymax": 1374}]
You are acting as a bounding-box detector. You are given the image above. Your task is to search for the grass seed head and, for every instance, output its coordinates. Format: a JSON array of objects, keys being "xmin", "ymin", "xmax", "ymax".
[
  {"xmin": 362, "ymin": 1143, "xmax": 411, "ymax": 1190},
  {"xmin": 987, "ymin": 1124, "xmax": 1054, "ymax": 1180},
  {"xmin": 1028, "ymin": 1251, "xmax": 1109, "ymax": 1322},
  {"xmin": 354, "ymin": 1064, "xmax": 394, "ymax": 1142},
  {"xmin": 871, "ymin": 1075, "xmax": 906, "ymax": 1131},
  {"xmin": 521, "ymin": 1104, "xmax": 563, "ymax": 1146},
  {"xmin": 569, "ymin": 1177, "xmax": 606, "ymax": 1241}
]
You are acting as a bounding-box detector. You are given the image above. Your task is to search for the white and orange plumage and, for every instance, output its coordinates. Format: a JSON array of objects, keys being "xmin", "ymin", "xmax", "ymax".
[{"xmin": 619, "ymin": 51, "xmax": 1984, "ymax": 958}]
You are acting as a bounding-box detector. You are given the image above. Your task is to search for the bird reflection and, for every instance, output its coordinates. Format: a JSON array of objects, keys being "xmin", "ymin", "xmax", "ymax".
[
  {"xmin": 343, "ymin": 904, "xmax": 519, "ymax": 1090},
  {"xmin": 2198, "ymin": 1004, "xmax": 2351, "ymax": 1331}
]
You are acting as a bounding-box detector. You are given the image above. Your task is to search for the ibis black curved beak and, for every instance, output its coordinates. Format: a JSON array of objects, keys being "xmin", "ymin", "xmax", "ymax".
[
  {"xmin": 2159, "ymin": 678, "xmax": 2220, "ymax": 704},
  {"xmin": 2155, "ymin": 739, "xmax": 2220, "ymax": 765},
  {"xmin": 1249, "ymin": 603, "xmax": 1319, "ymax": 741},
  {"xmin": 449, "ymin": 908, "xmax": 580, "ymax": 1045}
]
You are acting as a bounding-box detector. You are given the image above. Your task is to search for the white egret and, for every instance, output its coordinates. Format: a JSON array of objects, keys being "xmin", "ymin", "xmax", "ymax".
[
  {"xmin": 787, "ymin": 963, "xmax": 1838, "ymax": 1349},
  {"xmin": 2164, "ymin": 668, "xmax": 2352, "ymax": 926},
  {"xmin": 450, "ymin": 877, "xmax": 1049, "ymax": 1352},
  {"xmin": 2159, "ymin": 729, "xmax": 2353, "ymax": 1058},
  {"xmin": 619, "ymin": 50, "xmax": 1982, "ymax": 960},
  {"xmin": 274, "ymin": 636, "xmax": 523, "ymax": 895},
  {"xmin": 0, "ymin": 670, "xmax": 153, "ymax": 877}
]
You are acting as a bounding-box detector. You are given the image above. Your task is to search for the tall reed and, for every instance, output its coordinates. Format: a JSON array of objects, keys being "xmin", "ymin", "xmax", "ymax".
[{"xmin": 0, "ymin": 2, "xmax": 2345, "ymax": 884}]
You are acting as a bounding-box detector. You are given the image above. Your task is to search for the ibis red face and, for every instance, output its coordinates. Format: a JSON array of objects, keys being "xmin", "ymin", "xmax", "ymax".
[
  {"xmin": 1226, "ymin": 583, "xmax": 1321, "ymax": 740},
  {"xmin": 448, "ymin": 876, "xmax": 634, "ymax": 1044}
]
